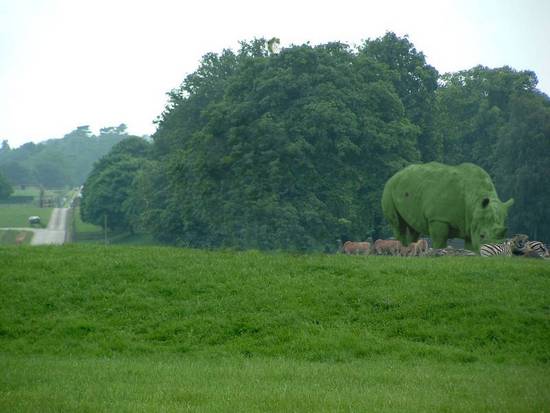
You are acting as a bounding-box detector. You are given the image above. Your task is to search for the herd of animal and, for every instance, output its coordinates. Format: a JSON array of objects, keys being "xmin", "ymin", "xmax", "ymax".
[
  {"xmin": 339, "ymin": 162, "xmax": 550, "ymax": 260},
  {"xmin": 479, "ymin": 233, "xmax": 549, "ymax": 259},
  {"xmin": 341, "ymin": 234, "xmax": 549, "ymax": 259},
  {"xmin": 341, "ymin": 239, "xmax": 431, "ymax": 257}
]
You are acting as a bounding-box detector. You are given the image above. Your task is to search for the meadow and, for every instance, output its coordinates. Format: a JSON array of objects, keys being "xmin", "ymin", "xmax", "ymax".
[
  {"xmin": 0, "ymin": 245, "xmax": 549, "ymax": 411},
  {"xmin": 72, "ymin": 206, "xmax": 159, "ymax": 245},
  {"xmin": 0, "ymin": 229, "xmax": 32, "ymax": 245},
  {"xmin": 10, "ymin": 185, "xmax": 65, "ymax": 203},
  {"xmin": 0, "ymin": 205, "xmax": 52, "ymax": 228}
]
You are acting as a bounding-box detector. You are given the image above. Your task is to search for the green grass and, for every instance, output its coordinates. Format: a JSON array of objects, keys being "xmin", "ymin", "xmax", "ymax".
[
  {"xmin": 0, "ymin": 229, "xmax": 32, "ymax": 245},
  {"xmin": 10, "ymin": 186, "xmax": 65, "ymax": 199},
  {"xmin": 1, "ymin": 355, "xmax": 548, "ymax": 412},
  {"xmin": 72, "ymin": 207, "xmax": 104, "ymax": 241},
  {"xmin": 0, "ymin": 205, "xmax": 52, "ymax": 227},
  {"xmin": 0, "ymin": 245, "xmax": 549, "ymax": 411},
  {"xmin": 10, "ymin": 185, "xmax": 41, "ymax": 198},
  {"xmin": 73, "ymin": 207, "xmax": 161, "ymax": 245}
]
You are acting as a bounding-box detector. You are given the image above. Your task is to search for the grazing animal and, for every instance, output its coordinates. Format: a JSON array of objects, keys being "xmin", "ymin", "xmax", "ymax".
[
  {"xmin": 15, "ymin": 232, "xmax": 26, "ymax": 245},
  {"xmin": 382, "ymin": 162, "xmax": 513, "ymax": 252},
  {"xmin": 480, "ymin": 234, "xmax": 528, "ymax": 257},
  {"xmin": 522, "ymin": 245, "xmax": 544, "ymax": 259},
  {"xmin": 425, "ymin": 248, "xmax": 448, "ymax": 257},
  {"xmin": 480, "ymin": 242, "xmax": 512, "ymax": 257},
  {"xmin": 374, "ymin": 239, "xmax": 402, "ymax": 256},
  {"xmin": 406, "ymin": 239, "xmax": 429, "ymax": 256},
  {"xmin": 419, "ymin": 239, "xmax": 429, "ymax": 254},
  {"xmin": 425, "ymin": 246, "xmax": 475, "ymax": 257},
  {"xmin": 399, "ymin": 243, "xmax": 412, "ymax": 256},
  {"xmin": 444, "ymin": 247, "xmax": 477, "ymax": 256},
  {"xmin": 342, "ymin": 241, "xmax": 371, "ymax": 255},
  {"xmin": 525, "ymin": 241, "xmax": 548, "ymax": 258}
]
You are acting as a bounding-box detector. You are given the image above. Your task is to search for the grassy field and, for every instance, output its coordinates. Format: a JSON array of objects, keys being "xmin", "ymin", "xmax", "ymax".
[
  {"xmin": 0, "ymin": 205, "xmax": 52, "ymax": 227},
  {"xmin": 0, "ymin": 229, "xmax": 33, "ymax": 245},
  {"xmin": 0, "ymin": 245, "xmax": 549, "ymax": 411},
  {"xmin": 72, "ymin": 206, "xmax": 104, "ymax": 242},
  {"xmin": 10, "ymin": 185, "xmax": 66, "ymax": 200},
  {"xmin": 72, "ymin": 207, "xmax": 160, "ymax": 245}
]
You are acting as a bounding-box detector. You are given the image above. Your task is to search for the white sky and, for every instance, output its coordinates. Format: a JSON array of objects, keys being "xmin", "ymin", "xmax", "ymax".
[{"xmin": 1, "ymin": 0, "xmax": 549, "ymax": 148}]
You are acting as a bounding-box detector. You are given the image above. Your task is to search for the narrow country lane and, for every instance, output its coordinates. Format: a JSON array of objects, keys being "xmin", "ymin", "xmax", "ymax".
[{"xmin": 29, "ymin": 208, "xmax": 69, "ymax": 245}]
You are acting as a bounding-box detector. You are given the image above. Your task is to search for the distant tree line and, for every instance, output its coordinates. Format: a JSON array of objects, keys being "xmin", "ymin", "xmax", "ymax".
[
  {"xmin": 0, "ymin": 124, "xmax": 133, "ymax": 188},
  {"xmin": 81, "ymin": 34, "xmax": 550, "ymax": 248},
  {"xmin": 0, "ymin": 171, "xmax": 12, "ymax": 199}
]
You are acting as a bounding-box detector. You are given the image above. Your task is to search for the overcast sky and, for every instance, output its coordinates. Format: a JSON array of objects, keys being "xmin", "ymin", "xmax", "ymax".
[{"xmin": 1, "ymin": 0, "xmax": 549, "ymax": 148}]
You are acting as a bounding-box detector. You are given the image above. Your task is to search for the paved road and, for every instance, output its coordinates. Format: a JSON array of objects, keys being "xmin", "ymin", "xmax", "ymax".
[
  {"xmin": 0, "ymin": 207, "xmax": 69, "ymax": 245},
  {"xmin": 31, "ymin": 208, "xmax": 69, "ymax": 245}
]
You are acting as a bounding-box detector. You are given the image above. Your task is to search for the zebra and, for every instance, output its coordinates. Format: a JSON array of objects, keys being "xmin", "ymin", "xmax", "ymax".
[
  {"xmin": 525, "ymin": 241, "xmax": 548, "ymax": 258},
  {"xmin": 480, "ymin": 242, "xmax": 513, "ymax": 257},
  {"xmin": 480, "ymin": 234, "xmax": 528, "ymax": 257}
]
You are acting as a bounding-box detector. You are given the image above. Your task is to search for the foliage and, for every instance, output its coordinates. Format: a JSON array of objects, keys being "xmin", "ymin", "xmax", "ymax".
[
  {"xmin": 494, "ymin": 91, "xmax": 550, "ymax": 241},
  {"xmin": 80, "ymin": 35, "xmax": 550, "ymax": 247},
  {"xmin": 361, "ymin": 33, "xmax": 440, "ymax": 161},
  {"xmin": 0, "ymin": 124, "xmax": 134, "ymax": 187},
  {"xmin": 0, "ymin": 172, "xmax": 13, "ymax": 199},
  {"xmin": 147, "ymin": 37, "xmax": 432, "ymax": 250},
  {"xmin": 436, "ymin": 66, "xmax": 550, "ymax": 241},
  {"xmin": 80, "ymin": 137, "xmax": 151, "ymax": 231}
]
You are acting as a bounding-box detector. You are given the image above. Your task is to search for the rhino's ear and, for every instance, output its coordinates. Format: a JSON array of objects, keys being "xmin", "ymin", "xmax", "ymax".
[
  {"xmin": 504, "ymin": 198, "xmax": 514, "ymax": 209},
  {"xmin": 482, "ymin": 197, "xmax": 490, "ymax": 208}
]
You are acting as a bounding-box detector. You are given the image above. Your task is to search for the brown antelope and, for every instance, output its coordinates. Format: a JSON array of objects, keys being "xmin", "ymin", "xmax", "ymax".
[
  {"xmin": 15, "ymin": 232, "xmax": 26, "ymax": 246},
  {"xmin": 406, "ymin": 239, "xmax": 429, "ymax": 256},
  {"xmin": 342, "ymin": 241, "xmax": 371, "ymax": 255},
  {"xmin": 374, "ymin": 239, "xmax": 402, "ymax": 256}
]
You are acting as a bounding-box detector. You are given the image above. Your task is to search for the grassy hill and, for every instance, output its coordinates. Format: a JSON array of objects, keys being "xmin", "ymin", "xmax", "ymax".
[{"xmin": 1, "ymin": 245, "xmax": 549, "ymax": 411}]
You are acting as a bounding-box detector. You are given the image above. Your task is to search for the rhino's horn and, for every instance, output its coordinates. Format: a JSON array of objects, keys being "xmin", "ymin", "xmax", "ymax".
[{"xmin": 504, "ymin": 198, "xmax": 514, "ymax": 209}]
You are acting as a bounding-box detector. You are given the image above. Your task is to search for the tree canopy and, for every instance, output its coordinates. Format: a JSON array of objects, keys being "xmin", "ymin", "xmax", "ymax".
[
  {"xmin": 0, "ymin": 172, "xmax": 13, "ymax": 199},
  {"xmin": 80, "ymin": 137, "xmax": 151, "ymax": 231},
  {"xmin": 81, "ymin": 34, "xmax": 550, "ymax": 247},
  {"xmin": 0, "ymin": 124, "xmax": 135, "ymax": 187}
]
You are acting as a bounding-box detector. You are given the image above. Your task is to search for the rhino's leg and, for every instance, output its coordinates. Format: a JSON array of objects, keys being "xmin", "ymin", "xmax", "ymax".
[
  {"xmin": 404, "ymin": 226, "xmax": 419, "ymax": 246},
  {"xmin": 429, "ymin": 221, "xmax": 449, "ymax": 249}
]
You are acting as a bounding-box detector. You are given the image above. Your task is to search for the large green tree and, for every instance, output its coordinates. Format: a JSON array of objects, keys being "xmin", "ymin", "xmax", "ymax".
[
  {"xmin": 361, "ymin": 33, "xmax": 440, "ymax": 161},
  {"xmin": 495, "ymin": 91, "xmax": 550, "ymax": 242},
  {"xmin": 0, "ymin": 124, "xmax": 132, "ymax": 187},
  {"xmin": 148, "ymin": 37, "xmax": 426, "ymax": 250},
  {"xmin": 436, "ymin": 65, "xmax": 549, "ymax": 241},
  {"xmin": 0, "ymin": 172, "xmax": 13, "ymax": 199},
  {"xmin": 80, "ymin": 137, "xmax": 151, "ymax": 231}
]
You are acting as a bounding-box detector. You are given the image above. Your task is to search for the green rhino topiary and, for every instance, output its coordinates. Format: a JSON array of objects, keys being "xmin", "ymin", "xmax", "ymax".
[{"xmin": 382, "ymin": 162, "xmax": 513, "ymax": 252}]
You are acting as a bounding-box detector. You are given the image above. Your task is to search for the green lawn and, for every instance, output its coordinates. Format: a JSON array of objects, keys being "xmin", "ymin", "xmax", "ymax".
[
  {"xmin": 1, "ymin": 245, "xmax": 549, "ymax": 411},
  {"xmin": 1, "ymin": 355, "xmax": 548, "ymax": 412},
  {"xmin": 73, "ymin": 207, "xmax": 160, "ymax": 245},
  {"xmin": 0, "ymin": 205, "xmax": 52, "ymax": 227},
  {"xmin": 72, "ymin": 207, "xmax": 104, "ymax": 241},
  {"xmin": 0, "ymin": 229, "xmax": 33, "ymax": 245}
]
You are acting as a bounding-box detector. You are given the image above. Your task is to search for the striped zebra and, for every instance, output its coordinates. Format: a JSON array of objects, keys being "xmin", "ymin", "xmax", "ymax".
[
  {"xmin": 525, "ymin": 241, "xmax": 549, "ymax": 258},
  {"xmin": 480, "ymin": 241, "xmax": 513, "ymax": 257},
  {"xmin": 480, "ymin": 234, "xmax": 528, "ymax": 257}
]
